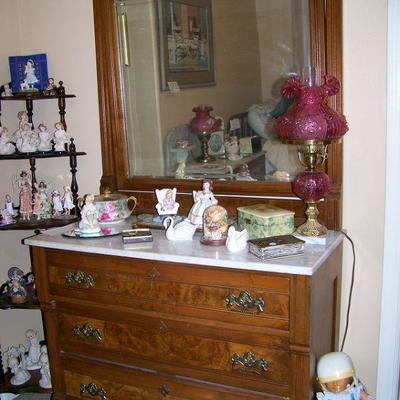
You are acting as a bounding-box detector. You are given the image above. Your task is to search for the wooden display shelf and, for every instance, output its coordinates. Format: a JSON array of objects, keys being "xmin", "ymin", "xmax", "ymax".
[
  {"xmin": 0, "ymin": 93, "xmax": 75, "ymax": 101},
  {"xmin": 0, "ymin": 370, "xmax": 52, "ymax": 395},
  {"xmin": 0, "ymin": 216, "xmax": 78, "ymax": 231},
  {"xmin": 0, "ymin": 294, "xmax": 39, "ymax": 310},
  {"xmin": 0, "ymin": 151, "xmax": 86, "ymax": 160}
]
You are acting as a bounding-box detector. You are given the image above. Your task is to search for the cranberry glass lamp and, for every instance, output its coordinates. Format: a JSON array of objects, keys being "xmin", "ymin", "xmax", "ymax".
[
  {"xmin": 189, "ymin": 105, "xmax": 221, "ymax": 163},
  {"xmin": 275, "ymin": 72, "xmax": 348, "ymax": 236}
]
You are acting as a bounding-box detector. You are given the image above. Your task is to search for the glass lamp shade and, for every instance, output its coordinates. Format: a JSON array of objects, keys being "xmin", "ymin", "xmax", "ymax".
[
  {"xmin": 275, "ymin": 75, "xmax": 348, "ymax": 141},
  {"xmin": 189, "ymin": 105, "xmax": 221, "ymax": 134},
  {"xmin": 292, "ymin": 171, "xmax": 331, "ymax": 202}
]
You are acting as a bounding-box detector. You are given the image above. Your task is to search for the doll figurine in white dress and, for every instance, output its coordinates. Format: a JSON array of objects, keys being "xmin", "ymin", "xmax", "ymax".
[
  {"xmin": 62, "ymin": 185, "xmax": 74, "ymax": 215},
  {"xmin": 0, "ymin": 127, "xmax": 15, "ymax": 155},
  {"xmin": 26, "ymin": 329, "xmax": 41, "ymax": 370},
  {"xmin": 53, "ymin": 122, "xmax": 68, "ymax": 152},
  {"xmin": 52, "ymin": 190, "xmax": 63, "ymax": 216},
  {"xmin": 37, "ymin": 123, "xmax": 53, "ymax": 152},
  {"xmin": 79, "ymin": 193, "xmax": 100, "ymax": 234},
  {"xmin": 188, "ymin": 180, "xmax": 218, "ymax": 227}
]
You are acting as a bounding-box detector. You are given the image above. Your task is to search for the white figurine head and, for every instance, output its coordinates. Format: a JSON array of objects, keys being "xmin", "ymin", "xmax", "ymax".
[
  {"xmin": 26, "ymin": 329, "xmax": 38, "ymax": 342},
  {"xmin": 8, "ymin": 356, "xmax": 19, "ymax": 369},
  {"xmin": 55, "ymin": 122, "xmax": 63, "ymax": 130},
  {"xmin": 38, "ymin": 123, "xmax": 47, "ymax": 132},
  {"xmin": 39, "ymin": 352, "xmax": 49, "ymax": 365},
  {"xmin": 317, "ymin": 352, "xmax": 357, "ymax": 393},
  {"xmin": 40, "ymin": 344, "xmax": 48, "ymax": 354}
]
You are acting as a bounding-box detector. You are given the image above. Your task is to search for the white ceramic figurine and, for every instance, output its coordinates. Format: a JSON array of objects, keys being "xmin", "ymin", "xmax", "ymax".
[
  {"xmin": 188, "ymin": 179, "xmax": 218, "ymax": 227},
  {"xmin": 0, "ymin": 127, "xmax": 15, "ymax": 155},
  {"xmin": 25, "ymin": 329, "xmax": 41, "ymax": 370},
  {"xmin": 8, "ymin": 357, "xmax": 31, "ymax": 386},
  {"xmin": 79, "ymin": 193, "xmax": 101, "ymax": 234},
  {"xmin": 37, "ymin": 123, "xmax": 53, "ymax": 152},
  {"xmin": 53, "ymin": 122, "xmax": 68, "ymax": 151}
]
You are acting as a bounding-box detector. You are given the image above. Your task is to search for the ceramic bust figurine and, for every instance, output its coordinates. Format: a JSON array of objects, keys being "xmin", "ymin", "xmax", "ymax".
[
  {"xmin": 0, "ymin": 127, "xmax": 16, "ymax": 155},
  {"xmin": 1, "ymin": 82, "xmax": 13, "ymax": 96},
  {"xmin": 53, "ymin": 122, "xmax": 68, "ymax": 151},
  {"xmin": 155, "ymin": 188, "xmax": 180, "ymax": 216},
  {"xmin": 78, "ymin": 193, "xmax": 100, "ymax": 234},
  {"xmin": 38, "ymin": 353, "xmax": 52, "ymax": 389},
  {"xmin": 26, "ymin": 329, "xmax": 41, "ymax": 370},
  {"xmin": 8, "ymin": 356, "xmax": 31, "ymax": 386},
  {"xmin": 37, "ymin": 123, "xmax": 53, "ymax": 152},
  {"xmin": 188, "ymin": 180, "xmax": 218, "ymax": 227}
]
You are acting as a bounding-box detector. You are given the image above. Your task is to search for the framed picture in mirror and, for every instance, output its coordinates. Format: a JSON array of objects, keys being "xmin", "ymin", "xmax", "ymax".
[{"xmin": 158, "ymin": 0, "xmax": 215, "ymax": 90}]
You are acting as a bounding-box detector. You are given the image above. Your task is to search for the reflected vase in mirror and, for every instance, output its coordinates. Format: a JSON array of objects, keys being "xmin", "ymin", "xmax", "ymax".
[{"xmin": 189, "ymin": 105, "xmax": 221, "ymax": 163}]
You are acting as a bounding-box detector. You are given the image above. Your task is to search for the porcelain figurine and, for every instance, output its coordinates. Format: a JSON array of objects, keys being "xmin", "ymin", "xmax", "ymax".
[
  {"xmin": 26, "ymin": 329, "xmax": 41, "ymax": 370},
  {"xmin": 226, "ymin": 226, "xmax": 249, "ymax": 253},
  {"xmin": 1, "ymin": 83, "xmax": 13, "ymax": 97},
  {"xmin": 236, "ymin": 163, "xmax": 256, "ymax": 181},
  {"xmin": 5, "ymin": 267, "xmax": 28, "ymax": 303},
  {"xmin": 62, "ymin": 186, "xmax": 74, "ymax": 215},
  {"xmin": 53, "ymin": 122, "xmax": 68, "ymax": 152},
  {"xmin": 317, "ymin": 352, "xmax": 371, "ymax": 400},
  {"xmin": 24, "ymin": 59, "xmax": 39, "ymax": 90},
  {"xmin": 13, "ymin": 110, "xmax": 31, "ymax": 142},
  {"xmin": 37, "ymin": 123, "xmax": 53, "ymax": 152},
  {"xmin": 37, "ymin": 181, "xmax": 52, "ymax": 219},
  {"xmin": 5, "ymin": 194, "xmax": 15, "ymax": 216},
  {"xmin": 1, "ymin": 209, "xmax": 14, "ymax": 225},
  {"xmin": 155, "ymin": 188, "xmax": 180, "ymax": 215},
  {"xmin": 8, "ymin": 356, "xmax": 31, "ymax": 386},
  {"xmin": 38, "ymin": 353, "xmax": 52, "ymax": 389},
  {"xmin": 224, "ymin": 136, "xmax": 241, "ymax": 160},
  {"xmin": 43, "ymin": 77, "xmax": 58, "ymax": 96},
  {"xmin": 188, "ymin": 180, "xmax": 218, "ymax": 227},
  {"xmin": 16, "ymin": 123, "xmax": 38, "ymax": 153},
  {"xmin": 32, "ymin": 191, "xmax": 42, "ymax": 220},
  {"xmin": 201, "ymin": 205, "xmax": 228, "ymax": 246},
  {"xmin": 163, "ymin": 216, "xmax": 197, "ymax": 241},
  {"xmin": 175, "ymin": 161, "xmax": 186, "ymax": 179},
  {"xmin": 18, "ymin": 171, "xmax": 32, "ymax": 221},
  {"xmin": 51, "ymin": 190, "xmax": 63, "ymax": 216},
  {"xmin": 79, "ymin": 193, "xmax": 101, "ymax": 234},
  {"xmin": 0, "ymin": 127, "xmax": 16, "ymax": 155}
]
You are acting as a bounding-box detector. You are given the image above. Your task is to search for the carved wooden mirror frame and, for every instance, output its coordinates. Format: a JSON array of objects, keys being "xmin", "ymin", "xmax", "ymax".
[{"xmin": 93, "ymin": 0, "xmax": 343, "ymax": 229}]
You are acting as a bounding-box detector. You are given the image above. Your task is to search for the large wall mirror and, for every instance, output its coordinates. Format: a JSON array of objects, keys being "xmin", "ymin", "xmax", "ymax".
[{"xmin": 93, "ymin": 0, "xmax": 342, "ymax": 228}]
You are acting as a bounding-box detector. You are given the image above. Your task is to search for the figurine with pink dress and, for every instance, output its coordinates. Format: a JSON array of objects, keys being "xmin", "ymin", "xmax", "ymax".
[{"xmin": 18, "ymin": 171, "xmax": 32, "ymax": 221}]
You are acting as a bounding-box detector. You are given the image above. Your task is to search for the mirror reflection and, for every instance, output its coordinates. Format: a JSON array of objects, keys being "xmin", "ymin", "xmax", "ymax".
[{"xmin": 116, "ymin": 0, "xmax": 310, "ymax": 181}]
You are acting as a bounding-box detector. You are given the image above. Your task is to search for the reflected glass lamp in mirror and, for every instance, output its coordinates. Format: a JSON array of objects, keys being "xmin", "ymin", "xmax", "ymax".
[
  {"xmin": 275, "ymin": 70, "xmax": 348, "ymax": 236},
  {"xmin": 189, "ymin": 105, "xmax": 221, "ymax": 163}
]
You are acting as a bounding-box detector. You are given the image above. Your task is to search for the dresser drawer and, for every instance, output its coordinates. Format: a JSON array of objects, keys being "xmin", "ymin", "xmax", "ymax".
[
  {"xmin": 62, "ymin": 354, "xmax": 286, "ymax": 400},
  {"xmin": 46, "ymin": 250, "xmax": 290, "ymax": 330},
  {"xmin": 57, "ymin": 309, "xmax": 290, "ymax": 396}
]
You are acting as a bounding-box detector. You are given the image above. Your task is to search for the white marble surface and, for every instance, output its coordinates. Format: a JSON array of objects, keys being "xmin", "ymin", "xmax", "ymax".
[{"xmin": 23, "ymin": 221, "xmax": 343, "ymax": 276}]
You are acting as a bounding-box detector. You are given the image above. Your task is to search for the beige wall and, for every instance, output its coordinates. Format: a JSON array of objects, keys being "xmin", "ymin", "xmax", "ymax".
[
  {"xmin": 0, "ymin": 1, "xmax": 389, "ymax": 396},
  {"xmin": 342, "ymin": 0, "xmax": 387, "ymax": 395},
  {"xmin": 159, "ymin": 0, "xmax": 263, "ymax": 134},
  {"xmin": 0, "ymin": 0, "xmax": 102, "ymax": 367}
]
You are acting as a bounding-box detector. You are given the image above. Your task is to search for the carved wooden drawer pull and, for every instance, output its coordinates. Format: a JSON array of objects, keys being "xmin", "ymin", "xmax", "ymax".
[
  {"xmin": 65, "ymin": 270, "xmax": 95, "ymax": 288},
  {"xmin": 73, "ymin": 323, "xmax": 102, "ymax": 342},
  {"xmin": 225, "ymin": 291, "xmax": 265, "ymax": 314},
  {"xmin": 231, "ymin": 351, "xmax": 268, "ymax": 375},
  {"xmin": 80, "ymin": 382, "xmax": 108, "ymax": 399}
]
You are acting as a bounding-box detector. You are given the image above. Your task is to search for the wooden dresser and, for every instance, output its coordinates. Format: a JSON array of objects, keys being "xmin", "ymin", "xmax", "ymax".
[{"xmin": 26, "ymin": 227, "xmax": 343, "ymax": 400}]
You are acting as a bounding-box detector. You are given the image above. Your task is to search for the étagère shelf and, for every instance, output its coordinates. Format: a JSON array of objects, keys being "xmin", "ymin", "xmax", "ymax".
[{"xmin": 0, "ymin": 82, "xmax": 86, "ymax": 230}]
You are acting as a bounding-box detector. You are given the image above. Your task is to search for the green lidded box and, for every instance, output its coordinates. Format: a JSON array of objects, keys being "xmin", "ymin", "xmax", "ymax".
[{"xmin": 237, "ymin": 204, "xmax": 295, "ymax": 239}]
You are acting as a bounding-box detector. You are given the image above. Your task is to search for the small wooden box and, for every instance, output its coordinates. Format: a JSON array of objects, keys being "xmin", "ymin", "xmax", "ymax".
[{"xmin": 237, "ymin": 204, "xmax": 295, "ymax": 239}]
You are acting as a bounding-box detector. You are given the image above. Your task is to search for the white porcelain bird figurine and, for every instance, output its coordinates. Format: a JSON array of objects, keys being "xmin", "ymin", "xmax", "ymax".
[
  {"xmin": 163, "ymin": 216, "xmax": 197, "ymax": 241},
  {"xmin": 226, "ymin": 226, "xmax": 249, "ymax": 252}
]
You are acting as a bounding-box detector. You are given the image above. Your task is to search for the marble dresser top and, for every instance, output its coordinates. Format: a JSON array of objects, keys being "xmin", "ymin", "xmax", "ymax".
[{"xmin": 24, "ymin": 222, "xmax": 343, "ymax": 276}]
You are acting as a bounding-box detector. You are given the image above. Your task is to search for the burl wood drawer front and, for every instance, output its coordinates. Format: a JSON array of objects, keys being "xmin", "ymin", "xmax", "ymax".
[
  {"xmin": 58, "ymin": 312, "xmax": 290, "ymax": 396},
  {"xmin": 62, "ymin": 354, "xmax": 286, "ymax": 400},
  {"xmin": 46, "ymin": 250, "xmax": 290, "ymax": 330}
]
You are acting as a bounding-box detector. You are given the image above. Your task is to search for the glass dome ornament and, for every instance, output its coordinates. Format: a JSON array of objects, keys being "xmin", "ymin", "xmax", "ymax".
[{"xmin": 274, "ymin": 70, "xmax": 348, "ymax": 236}]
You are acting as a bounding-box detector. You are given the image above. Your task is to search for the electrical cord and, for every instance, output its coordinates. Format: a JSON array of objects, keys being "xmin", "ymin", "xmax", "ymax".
[{"xmin": 340, "ymin": 229, "xmax": 356, "ymax": 352}]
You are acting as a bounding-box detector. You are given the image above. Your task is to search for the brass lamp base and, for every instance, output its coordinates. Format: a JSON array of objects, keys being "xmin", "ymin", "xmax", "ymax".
[{"xmin": 295, "ymin": 201, "xmax": 328, "ymax": 237}]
